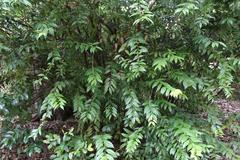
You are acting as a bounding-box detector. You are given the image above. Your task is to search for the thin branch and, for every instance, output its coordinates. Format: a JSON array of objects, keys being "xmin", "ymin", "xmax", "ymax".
[{"xmin": 149, "ymin": 0, "xmax": 156, "ymax": 10}]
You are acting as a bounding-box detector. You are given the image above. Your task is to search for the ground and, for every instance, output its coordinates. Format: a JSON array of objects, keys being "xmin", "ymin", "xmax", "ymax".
[{"xmin": 0, "ymin": 100, "xmax": 240, "ymax": 160}]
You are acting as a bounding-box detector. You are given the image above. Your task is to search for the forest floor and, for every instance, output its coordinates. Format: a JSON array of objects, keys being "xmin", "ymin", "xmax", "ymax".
[
  {"xmin": 215, "ymin": 99, "xmax": 240, "ymax": 143},
  {"xmin": 216, "ymin": 99, "xmax": 240, "ymax": 116},
  {"xmin": 1, "ymin": 99, "xmax": 240, "ymax": 160}
]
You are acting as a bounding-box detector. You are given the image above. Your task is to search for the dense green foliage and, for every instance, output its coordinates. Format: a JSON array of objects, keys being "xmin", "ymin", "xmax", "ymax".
[{"xmin": 0, "ymin": 0, "xmax": 240, "ymax": 159}]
